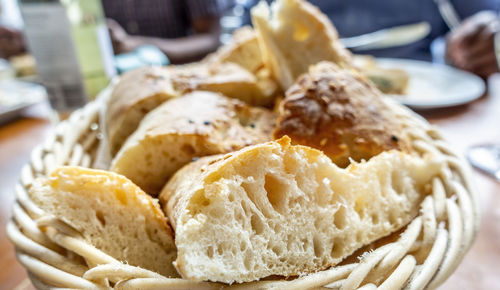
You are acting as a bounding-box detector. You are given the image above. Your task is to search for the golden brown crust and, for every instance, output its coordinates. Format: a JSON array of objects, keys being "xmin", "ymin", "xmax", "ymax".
[
  {"xmin": 111, "ymin": 91, "xmax": 277, "ymax": 195},
  {"xmin": 106, "ymin": 62, "xmax": 278, "ymax": 156},
  {"xmin": 273, "ymin": 62, "xmax": 412, "ymax": 167},
  {"xmin": 106, "ymin": 66, "xmax": 178, "ymax": 155},
  {"xmin": 251, "ymin": 0, "xmax": 353, "ymax": 89},
  {"xmin": 141, "ymin": 91, "xmax": 276, "ymax": 150}
]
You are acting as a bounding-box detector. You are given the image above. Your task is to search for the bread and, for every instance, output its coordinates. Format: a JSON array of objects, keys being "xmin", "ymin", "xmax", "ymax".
[
  {"xmin": 172, "ymin": 62, "xmax": 277, "ymax": 107},
  {"xmin": 28, "ymin": 166, "xmax": 178, "ymax": 278},
  {"xmin": 106, "ymin": 66, "xmax": 178, "ymax": 156},
  {"xmin": 251, "ymin": 0, "xmax": 353, "ymax": 89},
  {"xmin": 160, "ymin": 137, "xmax": 442, "ymax": 283},
  {"xmin": 204, "ymin": 27, "xmax": 281, "ymax": 106},
  {"xmin": 206, "ymin": 26, "xmax": 263, "ymax": 73},
  {"xmin": 274, "ymin": 61, "xmax": 412, "ymax": 168},
  {"xmin": 107, "ymin": 62, "xmax": 276, "ymax": 156},
  {"xmin": 111, "ymin": 91, "xmax": 277, "ymax": 196}
]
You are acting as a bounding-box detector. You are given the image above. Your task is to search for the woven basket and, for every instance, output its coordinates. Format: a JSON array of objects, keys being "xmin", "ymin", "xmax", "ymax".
[{"xmin": 7, "ymin": 94, "xmax": 480, "ymax": 289}]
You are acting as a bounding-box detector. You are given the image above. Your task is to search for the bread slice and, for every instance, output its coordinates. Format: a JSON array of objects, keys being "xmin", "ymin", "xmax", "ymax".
[
  {"xmin": 204, "ymin": 27, "xmax": 281, "ymax": 106},
  {"xmin": 206, "ymin": 26, "xmax": 263, "ymax": 73},
  {"xmin": 29, "ymin": 166, "xmax": 178, "ymax": 278},
  {"xmin": 111, "ymin": 91, "xmax": 277, "ymax": 196},
  {"xmin": 251, "ymin": 0, "xmax": 353, "ymax": 89},
  {"xmin": 160, "ymin": 137, "xmax": 442, "ymax": 283},
  {"xmin": 274, "ymin": 61, "xmax": 412, "ymax": 168},
  {"xmin": 106, "ymin": 66, "xmax": 178, "ymax": 156},
  {"xmin": 106, "ymin": 62, "xmax": 277, "ymax": 156},
  {"xmin": 172, "ymin": 62, "xmax": 277, "ymax": 107}
]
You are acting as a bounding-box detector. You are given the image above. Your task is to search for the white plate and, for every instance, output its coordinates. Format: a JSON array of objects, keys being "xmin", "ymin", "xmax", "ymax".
[
  {"xmin": 376, "ymin": 58, "xmax": 486, "ymax": 109},
  {"xmin": 0, "ymin": 80, "xmax": 47, "ymax": 124}
]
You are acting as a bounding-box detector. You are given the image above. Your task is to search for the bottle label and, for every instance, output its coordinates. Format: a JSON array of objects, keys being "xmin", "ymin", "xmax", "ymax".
[{"xmin": 20, "ymin": 2, "xmax": 88, "ymax": 111}]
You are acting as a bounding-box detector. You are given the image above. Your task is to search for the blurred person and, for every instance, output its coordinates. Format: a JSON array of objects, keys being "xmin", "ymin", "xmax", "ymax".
[
  {"xmin": 307, "ymin": 0, "xmax": 500, "ymax": 78},
  {"xmin": 2, "ymin": 0, "xmax": 499, "ymax": 77},
  {"xmin": 251, "ymin": 0, "xmax": 499, "ymax": 78},
  {"xmin": 0, "ymin": 0, "xmax": 233, "ymax": 64},
  {"xmin": 103, "ymin": 0, "xmax": 234, "ymax": 64},
  {"xmin": 0, "ymin": 0, "xmax": 24, "ymax": 58},
  {"xmin": 0, "ymin": 26, "xmax": 24, "ymax": 58},
  {"xmin": 446, "ymin": 11, "xmax": 500, "ymax": 78}
]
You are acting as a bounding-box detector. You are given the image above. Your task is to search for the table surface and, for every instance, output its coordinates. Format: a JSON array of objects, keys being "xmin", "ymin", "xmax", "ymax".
[{"xmin": 1, "ymin": 80, "xmax": 500, "ymax": 290}]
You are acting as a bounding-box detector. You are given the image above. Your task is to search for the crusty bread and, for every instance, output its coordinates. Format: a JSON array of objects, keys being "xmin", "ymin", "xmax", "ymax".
[
  {"xmin": 111, "ymin": 91, "xmax": 277, "ymax": 196},
  {"xmin": 172, "ymin": 62, "xmax": 277, "ymax": 107},
  {"xmin": 207, "ymin": 26, "xmax": 263, "ymax": 73},
  {"xmin": 106, "ymin": 66, "xmax": 178, "ymax": 156},
  {"xmin": 274, "ymin": 61, "xmax": 412, "ymax": 168},
  {"xmin": 107, "ymin": 62, "xmax": 277, "ymax": 156},
  {"xmin": 204, "ymin": 27, "xmax": 281, "ymax": 106},
  {"xmin": 160, "ymin": 137, "xmax": 442, "ymax": 283},
  {"xmin": 251, "ymin": 0, "xmax": 353, "ymax": 89},
  {"xmin": 29, "ymin": 166, "xmax": 178, "ymax": 277}
]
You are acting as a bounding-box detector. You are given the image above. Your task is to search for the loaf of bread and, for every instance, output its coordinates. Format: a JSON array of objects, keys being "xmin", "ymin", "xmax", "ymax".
[
  {"xmin": 205, "ymin": 27, "xmax": 280, "ymax": 106},
  {"xmin": 107, "ymin": 62, "xmax": 278, "ymax": 156},
  {"xmin": 29, "ymin": 166, "xmax": 178, "ymax": 278},
  {"xmin": 274, "ymin": 61, "xmax": 412, "ymax": 168},
  {"xmin": 111, "ymin": 91, "xmax": 276, "ymax": 196},
  {"xmin": 160, "ymin": 137, "xmax": 442, "ymax": 283},
  {"xmin": 106, "ymin": 66, "xmax": 178, "ymax": 156},
  {"xmin": 172, "ymin": 62, "xmax": 277, "ymax": 107},
  {"xmin": 251, "ymin": 0, "xmax": 353, "ymax": 89},
  {"xmin": 207, "ymin": 26, "xmax": 263, "ymax": 73}
]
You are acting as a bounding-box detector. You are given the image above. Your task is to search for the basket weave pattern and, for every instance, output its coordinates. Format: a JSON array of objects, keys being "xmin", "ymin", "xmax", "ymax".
[{"xmin": 7, "ymin": 99, "xmax": 480, "ymax": 289}]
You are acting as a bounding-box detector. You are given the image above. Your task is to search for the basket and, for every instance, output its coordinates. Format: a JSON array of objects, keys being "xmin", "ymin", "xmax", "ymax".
[{"xmin": 7, "ymin": 96, "xmax": 480, "ymax": 289}]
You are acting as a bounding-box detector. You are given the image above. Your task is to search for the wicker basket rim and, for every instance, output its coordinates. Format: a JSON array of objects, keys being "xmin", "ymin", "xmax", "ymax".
[{"xmin": 8, "ymin": 95, "xmax": 481, "ymax": 289}]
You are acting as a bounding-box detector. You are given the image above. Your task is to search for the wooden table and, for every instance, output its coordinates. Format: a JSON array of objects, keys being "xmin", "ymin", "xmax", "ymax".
[{"xmin": 1, "ymin": 80, "xmax": 499, "ymax": 290}]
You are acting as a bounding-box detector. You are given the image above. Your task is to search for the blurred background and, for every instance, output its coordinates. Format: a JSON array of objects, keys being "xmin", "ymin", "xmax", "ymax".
[
  {"xmin": 0, "ymin": 0, "xmax": 499, "ymax": 114},
  {"xmin": 1, "ymin": 0, "xmax": 500, "ymax": 289},
  {"xmin": 0, "ymin": 0, "xmax": 499, "ymax": 113}
]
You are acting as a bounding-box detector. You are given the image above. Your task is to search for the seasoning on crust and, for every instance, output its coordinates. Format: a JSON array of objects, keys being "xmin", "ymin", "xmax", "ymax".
[
  {"xmin": 274, "ymin": 61, "xmax": 412, "ymax": 167},
  {"xmin": 111, "ymin": 91, "xmax": 277, "ymax": 196}
]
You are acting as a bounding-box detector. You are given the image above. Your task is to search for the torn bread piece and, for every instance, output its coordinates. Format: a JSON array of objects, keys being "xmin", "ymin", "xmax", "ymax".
[
  {"xmin": 251, "ymin": 0, "xmax": 353, "ymax": 89},
  {"xmin": 160, "ymin": 137, "xmax": 442, "ymax": 283},
  {"xmin": 206, "ymin": 26, "xmax": 264, "ymax": 73},
  {"xmin": 205, "ymin": 27, "xmax": 281, "ymax": 106},
  {"xmin": 111, "ymin": 91, "xmax": 276, "ymax": 196},
  {"xmin": 29, "ymin": 166, "xmax": 178, "ymax": 278}
]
